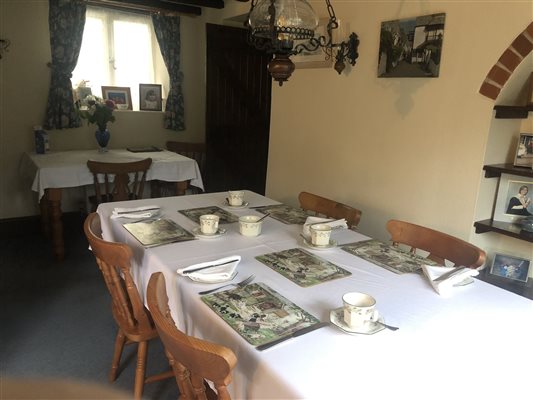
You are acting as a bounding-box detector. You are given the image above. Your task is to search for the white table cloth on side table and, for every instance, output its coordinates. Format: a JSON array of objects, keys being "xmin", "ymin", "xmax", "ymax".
[
  {"xmin": 21, "ymin": 149, "xmax": 203, "ymax": 261},
  {"xmin": 97, "ymin": 191, "xmax": 533, "ymax": 400}
]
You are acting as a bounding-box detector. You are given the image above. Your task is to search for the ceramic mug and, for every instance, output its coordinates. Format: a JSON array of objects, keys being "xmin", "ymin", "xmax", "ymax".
[
  {"xmin": 228, "ymin": 190, "xmax": 245, "ymax": 206},
  {"xmin": 342, "ymin": 292, "xmax": 378, "ymax": 329},
  {"xmin": 199, "ymin": 214, "xmax": 219, "ymax": 235},
  {"xmin": 239, "ymin": 215, "xmax": 262, "ymax": 237},
  {"xmin": 309, "ymin": 224, "xmax": 332, "ymax": 246}
]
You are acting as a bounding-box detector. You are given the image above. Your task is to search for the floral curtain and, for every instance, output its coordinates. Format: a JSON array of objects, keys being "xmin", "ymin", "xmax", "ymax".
[
  {"xmin": 44, "ymin": 0, "xmax": 86, "ymax": 130},
  {"xmin": 152, "ymin": 15, "xmax": 185, "ymax": 131}
]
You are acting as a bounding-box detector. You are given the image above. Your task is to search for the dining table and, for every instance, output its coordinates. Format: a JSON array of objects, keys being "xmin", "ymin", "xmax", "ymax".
[
  {"xmin": 96, "ymin": 190, "xmax": 533, "ymax": 400},
  {"xmin": 21, "ymin": 149, "xmax": 203, "ymax": 261}
]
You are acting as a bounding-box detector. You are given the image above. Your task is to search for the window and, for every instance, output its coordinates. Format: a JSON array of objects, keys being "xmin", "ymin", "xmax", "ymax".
[{"xmin": 72, "ymin": 7, "xmax": 169, "ymax": 111}]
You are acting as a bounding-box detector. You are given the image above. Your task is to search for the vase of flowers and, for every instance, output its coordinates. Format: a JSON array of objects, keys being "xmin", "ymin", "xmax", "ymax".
[{"xmin": 78, "ymin": 96, "xmax": 116, "ymax": 152}]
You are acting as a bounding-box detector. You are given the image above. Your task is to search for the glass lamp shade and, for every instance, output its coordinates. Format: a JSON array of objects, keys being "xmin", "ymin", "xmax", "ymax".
[{"xmin": 249, "ymin": 0, "xmax": 318, "ymax": 43}]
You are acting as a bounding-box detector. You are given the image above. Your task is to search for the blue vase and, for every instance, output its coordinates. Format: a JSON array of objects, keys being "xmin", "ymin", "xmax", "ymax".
[{"xmin": 95, "ymin": 128, "xmax": 110, "ymax": 152}]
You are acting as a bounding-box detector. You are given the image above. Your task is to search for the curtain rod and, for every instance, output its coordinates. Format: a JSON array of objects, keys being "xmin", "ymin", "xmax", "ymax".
[{"xmin": 85, "ymin": 0, "xmax": 202, "ymax": 16}]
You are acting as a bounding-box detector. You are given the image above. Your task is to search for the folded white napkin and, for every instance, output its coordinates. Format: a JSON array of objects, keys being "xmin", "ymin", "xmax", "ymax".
[
  {"xmin": 422, "ymin": 265, "xmax": 479, "ymax": 296},
  {"xmin": 302, "ymin": 217, "xmax": 348, "ymax": 238},
  {"xmin": 110, "ymin": 205, "xmax": 160, "ymax": 219},
  {"xmin": 176, "ymin": 255, "xmax": 241, "ymax": 282}
]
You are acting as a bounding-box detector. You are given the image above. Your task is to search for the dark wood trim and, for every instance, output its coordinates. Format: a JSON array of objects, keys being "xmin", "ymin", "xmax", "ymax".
[
  {"xmin": 483, "ymin": 163, "xmax": 533, "ymax": 178},
  {"xmin": 86, "ymin": 0, "xmax": 203, "ymax": 16},
  {"xmin": 474, "ymin": 219, "xmax": 533, "ymax": 243},
  {"xmin": 493, "ymin": 105, "xmax": 533, "ymax": 119}
]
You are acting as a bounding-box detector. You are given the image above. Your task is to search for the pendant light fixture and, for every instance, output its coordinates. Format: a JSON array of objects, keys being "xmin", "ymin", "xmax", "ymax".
[{"xmin": 245, "ymin": 0, "xmax": 360, "ymax": 85}]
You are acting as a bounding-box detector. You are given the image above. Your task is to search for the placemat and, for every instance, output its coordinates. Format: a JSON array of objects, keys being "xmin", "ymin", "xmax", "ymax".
[
  {"xmin": 122, "ymin": 218, "xmax": 196, "ymax": 247},
  {"xmin": 256, "ymin": 248, "xmax": 351, "ymax": 287},
  {"xmin": 201, "ymin": 283, "xmax": 320, "ymax": 347},
  {"xmin": 178, "ymin": 206, "xmax": 239, "ymax": 224},
  {"xmin": 251, "ymin": 204, "xmax": 309, "ymax": 225},
  {"xmin": 340, "ymin": 239, "xmax": 440, "ymax": 274}
]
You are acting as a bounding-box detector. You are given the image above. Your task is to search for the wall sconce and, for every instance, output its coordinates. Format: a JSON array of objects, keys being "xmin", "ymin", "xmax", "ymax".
[{"xmin": 245, "ymin": 0, "xmax": 359, "ymax": 85}]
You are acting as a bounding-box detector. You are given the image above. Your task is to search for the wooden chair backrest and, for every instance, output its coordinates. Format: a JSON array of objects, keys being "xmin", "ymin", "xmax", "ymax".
[
  {"xmin": 87, "ymin": 158, "xmax": 152, "ymax": 205},
  {"xmin": 147, "ymin": 272, "xmax": 237, "ymax": 400},
  {"xmin": 298, "ymin": 191, "xmax": 362, "ymax": 229},
  {"xmin": 83, "ymin": 213, "xmax": 153, "ymax": 337},
  {"xmin": 386, "ymin": 219, "xmax": 486, "ymax": 268},
  {"xmin": 166, "ymin": 141, "xmax": 206, "ymax": 175}
]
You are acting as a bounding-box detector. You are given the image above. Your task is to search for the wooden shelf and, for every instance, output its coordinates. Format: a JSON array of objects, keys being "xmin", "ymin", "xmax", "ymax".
[
  {"xmin": 483, "ymin": 164, "xmax": 533, "ymax": 178},
  {"xmin": 493, "ymin": 105, "xmax": 533, "ymax": 119},
  {"xmin": 474, "ymin": 219, "xmax": 533, "ymax": 243}
]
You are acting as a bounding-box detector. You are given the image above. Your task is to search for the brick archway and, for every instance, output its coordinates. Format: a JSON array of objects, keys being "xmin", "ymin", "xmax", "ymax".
[{"xmin": 479, "ymin": 21, "xmax": 533, "ymax": 100}]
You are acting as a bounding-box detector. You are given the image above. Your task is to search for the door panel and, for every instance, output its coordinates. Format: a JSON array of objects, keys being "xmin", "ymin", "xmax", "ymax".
[{"xmin": 205, "ymin": 24, "xmax": 272, "ymax": 194}]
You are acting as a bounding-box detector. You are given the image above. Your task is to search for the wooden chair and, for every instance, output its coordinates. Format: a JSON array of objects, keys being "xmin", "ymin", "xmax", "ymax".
[
  {"xmin": 147, "ymin": 272, "xmax": 237, "ymax": 400},
  {"xmin": 298, "ymin": 191, "xmax": 362, "ymax": 229},
  {"xmin": 87, "ymin": 158, "xmax": 152, "ymax": 210},
  {"xmin": 152, "ymin": 141, "xmax": 206, "ymax": 196},
  {"xmin": 386, "ymin": 219, "xmax": 486, "ymax": 268},
  {"xmin": 83, "ymin": 213, "xmax": 172, "ymax": 400}
]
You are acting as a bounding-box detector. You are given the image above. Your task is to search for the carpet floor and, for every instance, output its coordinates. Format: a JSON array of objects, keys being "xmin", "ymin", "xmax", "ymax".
[{"xmin": 1, "ymin": 213, "xmax": 179, "ymax": 399}]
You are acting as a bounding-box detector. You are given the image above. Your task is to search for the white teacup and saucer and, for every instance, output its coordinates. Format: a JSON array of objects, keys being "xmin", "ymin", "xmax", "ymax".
[{"xmin": 330, "ymin": 292, "xmax": 386, "ymax": 335}]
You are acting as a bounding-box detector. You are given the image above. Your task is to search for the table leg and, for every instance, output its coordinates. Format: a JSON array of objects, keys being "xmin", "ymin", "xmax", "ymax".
[
  {"xmin": 39, "ymin": 193, "xmax": 50, "ymax": 238},
  {"xmin": 175, "ymin": 180, "xmax": 189, "ymax": 196},
  {"xmin": 46, "ymin": 188, "xmax": 64, "ymax": 262}
]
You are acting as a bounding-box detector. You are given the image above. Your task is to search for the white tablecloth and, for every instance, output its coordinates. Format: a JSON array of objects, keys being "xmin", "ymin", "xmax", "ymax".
[
  {"xmin": 21, "ymin": 149, "xmax": 204, "ymax": 199},
  {"xmin": 97, "ymin": 191, "xmax": 533, "ymax": 400}
]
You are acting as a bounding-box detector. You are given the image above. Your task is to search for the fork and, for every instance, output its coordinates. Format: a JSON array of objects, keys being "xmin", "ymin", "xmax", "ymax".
[{"xmin": 198, "ymin": 274, "xmax": 255, "ymax": 295}]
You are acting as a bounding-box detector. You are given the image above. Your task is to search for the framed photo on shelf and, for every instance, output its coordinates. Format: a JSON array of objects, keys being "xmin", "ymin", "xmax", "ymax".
[
  {"xmin": 489, "ymin": 253, "xmax": 530, "ymax": 283},
  {"xmin": 514, "ymin": 133, "xmax": 533, "ymax": 168},
  {"xmin": 493, "ymin": 173, "xmax": 533, "ymax": 223},
  {"xmin": 139, "ymin": 84, "xmax": 162, "ymax": 111},
  {"xmin": 74, "ymin": 86, "xmax": 92, "ymax": 102},
  {"xmin": 292, "ymin": 18, "xmax": 333, "ymax": 69},
  {"xmin": 101, "ymin": 86, "xmax": 132, "ymax": 110}
]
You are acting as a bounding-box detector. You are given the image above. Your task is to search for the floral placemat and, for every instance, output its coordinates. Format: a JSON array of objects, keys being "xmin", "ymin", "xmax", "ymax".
[
  {"xmin": 251, "ymin": 204, "xmax": 309, "ymax": 225},
  {"xmin": 178, "ymin": 206, "xmax": 239, "ymax": 224},
  {"xmin": 256, "ymin": 248, "xmax": 351, "ymax": 287},
  {"xmin": 340, "ymin": 239, "xmax": 440, "ymax": 274},
  {"xmin": 201, "ymin": 283, "xmax": 320, "ymax": 347},
  {"xmin": 122, "ymin": 218, "xmax": 196, "ymax": 247}
]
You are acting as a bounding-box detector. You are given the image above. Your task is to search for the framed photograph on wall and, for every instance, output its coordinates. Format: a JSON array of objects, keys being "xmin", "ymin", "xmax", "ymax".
[
  {"xmin": 139, "ymin": 84, "xmax": 162, "ymax": 111},
  {"xmin": 493, "ymin": 173, "xmax": 533, "ymax": 223},
  {"xmin": 490, "ymin": 253, "xmax": 530, "ymax": 283},
  {"xmin": 101, "ymin": 86, "xmax": 132, "ymax": 110},
  {"xmin": 514, "ymin": 133, "xmax": 533, "ymax": 168},
  {"xmin": 292, "ymin": 18, "xmax": 333, "ymax": 69}
]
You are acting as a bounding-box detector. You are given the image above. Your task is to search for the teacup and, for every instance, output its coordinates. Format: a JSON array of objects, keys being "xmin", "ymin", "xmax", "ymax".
[
  {"xmin": 309, "ymin": 224, "xmax": 332, "ymax": 246},
  {"xmin": 342, "ymin": 292, "xmax": 378, "ymax": 329},
  {"xmin": 199, "ymin": 214, "xmax": 220, "ymax": 235},
  {"xmin": 228, "ymin": 190, "xmax": 245, "ymax": 206},
  {"xmin": 239, "ymin": 215, "xmax": 263, "ymax": 237}
]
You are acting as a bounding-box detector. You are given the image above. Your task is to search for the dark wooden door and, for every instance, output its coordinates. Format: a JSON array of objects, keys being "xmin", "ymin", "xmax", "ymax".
[{"xmin": 205, "ymin": 23, "xmax": 272, "ymax": 194}]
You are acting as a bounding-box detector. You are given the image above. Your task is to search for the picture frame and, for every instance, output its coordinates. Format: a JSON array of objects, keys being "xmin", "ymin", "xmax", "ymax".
[
  {"xmin": 75, "ymin": 86, "xmax": 92, "ymax": 102},
  {"xmin": 139, "ymin": 84, "xmax": 163, "ymax": 111},
  {"xmin": 528, "ymin": 72, "xmax": 533, "ymax": 106},
  {"xmin": 493, "ymin": 173, "xmax": 533, "ymax": 223},
  {"xmin": 490, "ymin": 253, "xmax": 530, "ymax": 283},
  {"xmin": 378, "ymin": 13, "xmax": 446, "ymax": 78},
  {"xmin": 101, "ymin": 86, "xmax": 132, "ymax": 110},
  {"xmin": 514, "ymin": 133, "xmax": 533, "ymax": 168},
  {"xmin": 293, "ymin": 18, "xmax": 333, "ymax": 69}
]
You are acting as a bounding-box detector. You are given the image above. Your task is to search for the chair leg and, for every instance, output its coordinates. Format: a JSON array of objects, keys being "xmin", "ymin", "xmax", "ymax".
[
  {"xmin": 109, "ymin": 329, "xmax": 126, "ymax": 382},
  {"xmin": 133, "ymin": 340, "xmax": 148, "ymax": 400}
]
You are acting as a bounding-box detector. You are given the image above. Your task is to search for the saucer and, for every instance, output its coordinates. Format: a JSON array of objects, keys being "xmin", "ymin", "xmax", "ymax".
[
  {"xmin": 188, "ymin": 270, "xmax": 237, "ymax": 284},
  {"xmin": 329, "ymin": 307, "xmax": 385, "ymax": 335},
  {"xmin": 192, "ymin": 227, "xmax": 227, "ymax": 239},
  {"xmin": 302, "ymin": 237, "xmax": 337, "ymax": 250},
  {"xmin": 223, "ymin": 201, "xmax": 249, "ymax": 209}
]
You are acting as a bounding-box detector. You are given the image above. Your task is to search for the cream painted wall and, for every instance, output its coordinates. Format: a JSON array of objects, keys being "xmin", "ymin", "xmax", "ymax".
[
  {"xmin": 0, "ymin": 0, "xmax": 206, "ymax": 218},
  {"xmin": 1, "ymin": 1, "xmax": 531, "ymax": 274}
]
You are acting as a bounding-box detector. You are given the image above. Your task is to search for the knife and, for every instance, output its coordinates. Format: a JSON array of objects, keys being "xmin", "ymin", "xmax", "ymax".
[
  {"xmin": 116, "ymin": 207, "xmax": 160, "ymax": 214},
  {"xmin": 181, "ymin": 259, "xmax": 239, "ymax": 275},
  {"xmin": 433, "ymin": 266, "xmax": 468, "ymax": 282},
  {"xmin": 256, "ymin": 321, "xmax": 330, "ymax": 351}
]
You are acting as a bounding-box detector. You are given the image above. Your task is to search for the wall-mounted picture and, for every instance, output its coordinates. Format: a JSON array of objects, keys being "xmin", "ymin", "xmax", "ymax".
[
  {"xmin": 101, "ymin": 86, "xmax": 132, "ymax": 110},
  {"xmin": 514, "ymin": 133, "xmax": 533, "ymax": 168},
  {"xmin": 139, "ymin": 84, "xmax": 163, "ymax": 111},
  {"xmin": 378, "ymin": 13, "xmax": 445, "ymax": 78},
  {"xmin": 493, "ymin": 173, "xmax": 533, "ymax": 223},
  {"xmin": 293, "ymin": 18, "xmax": 333, "ymax": 69},
  {"xmin": 490, "ymin": 253, "xmax": 530, "ymax": 283}
]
